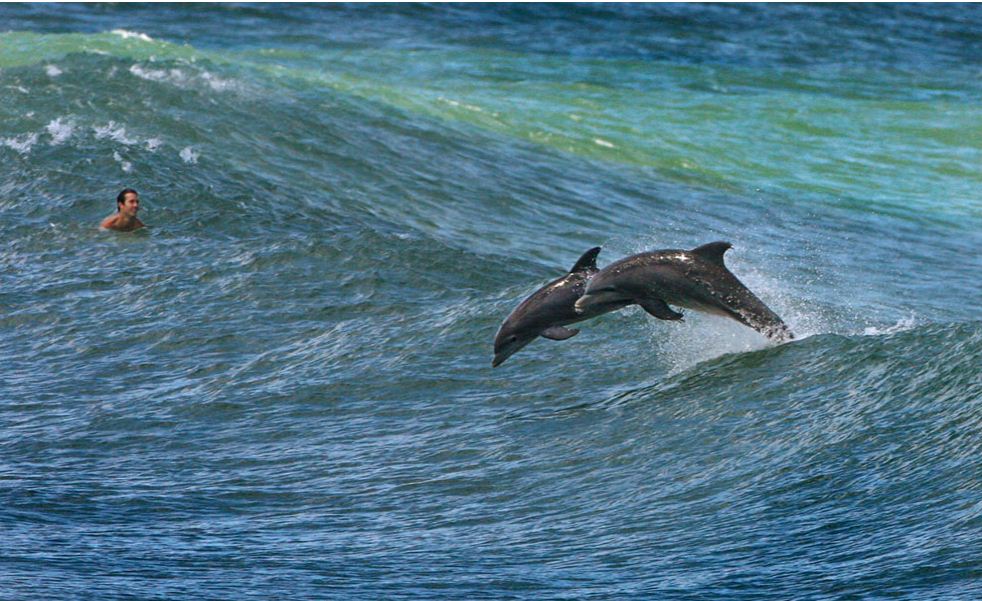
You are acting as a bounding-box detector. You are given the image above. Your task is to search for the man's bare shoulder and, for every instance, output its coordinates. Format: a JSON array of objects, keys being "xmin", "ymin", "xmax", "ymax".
[{"xmin": 100, "ymin": 215, "xmax": 144, "ymax": 232}]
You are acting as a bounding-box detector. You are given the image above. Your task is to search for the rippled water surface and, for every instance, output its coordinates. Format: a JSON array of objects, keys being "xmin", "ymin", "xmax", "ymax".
[{"xmin": 2, "ymin": 4, "xmax": 981, "ymax": 599}]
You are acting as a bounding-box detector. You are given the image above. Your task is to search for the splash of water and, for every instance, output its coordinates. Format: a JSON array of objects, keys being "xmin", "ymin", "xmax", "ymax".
[{"xmin": 862, "ymin": 315, "xmax": 918, "ymax": 337}]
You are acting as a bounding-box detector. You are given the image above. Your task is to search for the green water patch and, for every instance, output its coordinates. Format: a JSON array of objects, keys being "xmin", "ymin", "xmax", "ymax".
[
  {"xmin": 238, "ymin": 45, "xmax": 982, "ymax": 222},
  {"xmin": 3, "ymin": 31, "xmax": 980, "ymax": 224},
  {"xmin": 0, "ymin": 30, "xmax": 200, "ymax": 68}
]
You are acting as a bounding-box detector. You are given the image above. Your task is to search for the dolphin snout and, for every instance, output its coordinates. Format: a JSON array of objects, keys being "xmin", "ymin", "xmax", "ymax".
[
  {"xmin": 573, "ymin": 295, "xmax": 594, "ymax": 314},
  {"xmin": 575, "ymin": 289, "xmax": 625, "ymax": 314},
  {"xmin": 491, "ymin": 354, "xmax": 507, "ymax": 368},
  {"xmin": 492, "ymin": 333, "xmax": 532, "ymax": 368}
]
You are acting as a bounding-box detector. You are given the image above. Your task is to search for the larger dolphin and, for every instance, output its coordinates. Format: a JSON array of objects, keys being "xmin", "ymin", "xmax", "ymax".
[
  {"xmin": 493, "ymin": 247, "xmax": 630, "ymax": 367},
  {"xmin": 574, "ymin": 241, "xmax": 794, "ymax": 342}
]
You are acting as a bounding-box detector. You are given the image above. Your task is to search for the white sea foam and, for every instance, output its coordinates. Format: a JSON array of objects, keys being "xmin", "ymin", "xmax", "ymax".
[
  {"xmin": 45, "ymin": 65, "xmax": 62, "ymax": 77},
  {"xmin": 180, "ymin": 146, "xmax": 199, "ymax": 164},
  {"xmin": 130, "ymin": 64, "xmax": 184, "ymax": 83},
  {"xmin": 130, "ymin": 64, "xmax": 238, "ymax": 93},
  {"xmin": 129, "ymin": 64, "xmax": 165, "ymax": 81},
  {"xmin": 200, "ymin": 71, "xmax": 236, "ymax": 92},
  {"xmin": 862, "ymin": 316, "xmax": 918, "ymax": 337},
  {"xmin": 146, "ymin": 137, "xmax": 163, "ymax": 152},
  {"xmin": 112, "ymin": 29, "xmax": 154, "ymax": 42},
  {"xmin": 93, "ymin": 121, "xmax": 137, "ymax": 145},
  {"xmin": 46, "ymin": 118, "xmax": 75, "ymax": 145},
  {"xmin": 1, "ymin": 133, "xmax": 39, "ymax": 155},
  {"xmin": 113, "ymin": 151, "xmax": 133, "ymax": 173}
]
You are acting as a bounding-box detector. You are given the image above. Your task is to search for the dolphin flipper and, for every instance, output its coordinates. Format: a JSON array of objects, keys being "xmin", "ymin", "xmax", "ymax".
[
  {"xmin": 541, "ymin": 326, "xmax": 580, "ymax": 340},
  {"xmin": 638, "ymin": 299, "xmax": 684, "ymax": 321}
]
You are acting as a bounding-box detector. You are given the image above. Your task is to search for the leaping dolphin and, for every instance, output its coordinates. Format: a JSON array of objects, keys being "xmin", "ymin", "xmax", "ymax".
[
  {"xmin": 574, "ymin": 241, "xmax": 794, "ymax": 342},
  {"xmin": 493, "ymin": 247, "xmax": 631, "ymax": 367}
]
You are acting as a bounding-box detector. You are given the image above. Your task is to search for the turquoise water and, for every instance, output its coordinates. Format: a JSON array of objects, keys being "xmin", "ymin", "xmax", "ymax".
[{"xmin": 2, "ymin": 4, "xmax": 981, "ymax": 599}]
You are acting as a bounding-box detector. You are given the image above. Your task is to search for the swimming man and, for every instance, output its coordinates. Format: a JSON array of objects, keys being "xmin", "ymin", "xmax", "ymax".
[{"xmin": 101, "ymin": 188, "xmax": 145, "ymax": 231}]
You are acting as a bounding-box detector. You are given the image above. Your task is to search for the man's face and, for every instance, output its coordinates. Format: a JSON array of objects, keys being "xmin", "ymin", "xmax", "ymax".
[{"xmin": 119, "ymin": 192, "xmax": 139, "ymax": 217}]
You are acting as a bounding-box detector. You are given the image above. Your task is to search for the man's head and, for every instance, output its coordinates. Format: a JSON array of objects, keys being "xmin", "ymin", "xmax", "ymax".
[{"xmin": 116, "ymin": 188, "xmax": 139, "ymax": 216}]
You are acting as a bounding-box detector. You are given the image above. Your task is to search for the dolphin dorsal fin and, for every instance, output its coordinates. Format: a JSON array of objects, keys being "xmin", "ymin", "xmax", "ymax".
[
  {"xmin": 569, "ymin": 247, "xmax": 602, "ymax": 273},
  {"xmin": 691, "ymin": 241, "xmax": 732, "ymax": 267}
]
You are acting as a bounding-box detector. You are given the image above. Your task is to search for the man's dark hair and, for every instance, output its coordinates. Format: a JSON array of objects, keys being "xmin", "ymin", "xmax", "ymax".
[{"xmin": 116, "ymin": 188, "xmax": 138, "ymax": 212}]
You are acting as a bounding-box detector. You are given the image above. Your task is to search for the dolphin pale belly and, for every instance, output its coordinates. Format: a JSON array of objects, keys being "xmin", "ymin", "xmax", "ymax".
[
  {"xmin": 493, "ymin": 247, "xmax": 630, "ymax": 367},
  {"xmin": 575, "ymin": 241, "xmax": 794, "ymax": 342}
]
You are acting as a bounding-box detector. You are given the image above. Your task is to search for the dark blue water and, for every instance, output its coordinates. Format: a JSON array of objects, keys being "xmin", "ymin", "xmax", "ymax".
[{"xmin": 2, "ymin": 4, "xmax": 981, "ymax": 599}]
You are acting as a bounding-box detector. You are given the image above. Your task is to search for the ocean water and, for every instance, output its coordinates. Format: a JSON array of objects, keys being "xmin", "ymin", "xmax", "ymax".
[{"xmin": 2, "ymin": 4, "xmax": 981, "ymax": 599}]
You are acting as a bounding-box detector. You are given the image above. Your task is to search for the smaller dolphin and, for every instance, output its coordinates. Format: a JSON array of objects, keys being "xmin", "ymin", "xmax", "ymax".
[
  {"xmin": 574, "ymin": 241, "xmax": 794, "ymax": 342},
  {"xmin": 493, "ymin": 247, "xmax": 631, "ymax": 367}
]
